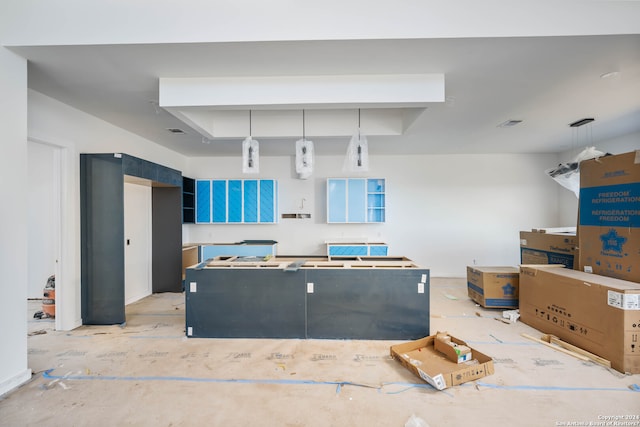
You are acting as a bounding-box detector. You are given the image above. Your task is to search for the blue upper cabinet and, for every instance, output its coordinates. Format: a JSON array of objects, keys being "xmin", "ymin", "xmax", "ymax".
[
  {"xmin": 327, "ymin": 178, "xmax": 385, "ymax": 223},
  {"xmin": 195, "ymin": 180, "xmax": 211, "ymax": 223},
  {"xmin": 227, "ymin": 180, "xmax": 243, "ymax": 223},
  {"xmin": 194, "ymin": 179, "xmax": 278, "ymax": 224},
  {"xmin": 259, "ymin": 179, "xmax": 276, "ymax": 223},
  {"xmin": 327, "ymin": 179, "xmax": 347, "ymax": 222},
  {"xmin": 212, "ymin": 180, "xmax": 227, "ymax": 223},
  {"xmin": 243, "ymin": 180, "xmax": 258, "ymax": 223}
]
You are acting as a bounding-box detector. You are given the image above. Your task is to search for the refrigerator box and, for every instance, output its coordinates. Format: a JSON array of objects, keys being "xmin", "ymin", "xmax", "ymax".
[
  {"xmin": 578, "ymin": 151, "xmax": 640, "ymax": 283},
  {"xmin": 390, "ymin": 333, "xmax": 494, "ymax": 390},
  {"xmin": 519, "ymin": 265, "xmax": 640, "ymax": 374},
  {"xmin": 467, "ymin": 266, "xmax": 519, "ymax": 308},
  {"xmin": 520, "ymin": 229, "xmax": 577, "ymax": 269}
]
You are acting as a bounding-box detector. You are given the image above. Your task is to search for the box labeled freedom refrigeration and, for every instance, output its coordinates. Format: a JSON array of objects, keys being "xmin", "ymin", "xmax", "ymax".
[
  {"xmin": 578, "ymin": 151, "xmax": 640, "ymax": 283},
  {"xmin": 519, "ymin": 265, "xmax": 640, "ymax": 374}
]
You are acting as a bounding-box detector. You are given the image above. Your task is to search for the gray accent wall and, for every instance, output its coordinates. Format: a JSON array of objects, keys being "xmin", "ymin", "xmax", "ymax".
[{"xmin": 81, "ymin": 153, "xmax": 182, "ymax": 325}]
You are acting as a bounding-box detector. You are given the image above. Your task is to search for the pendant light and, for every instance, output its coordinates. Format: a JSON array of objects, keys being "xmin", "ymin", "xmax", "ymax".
[
  {"xmin": 295, "ymin": 110, "xmax": 314, "ymax": 179},
  {"xmin": 242, "ymin": 110, "xmax": 259, "ymax": 174},
  {"xmin": 343, "ymin": 109, "xmax": 369, "ymax": 172}
]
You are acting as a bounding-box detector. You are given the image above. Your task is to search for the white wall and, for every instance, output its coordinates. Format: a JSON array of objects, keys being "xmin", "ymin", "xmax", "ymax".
[
  {"xmin": 27, "ymin": 141, "xmax": 58, "ymax": 298},
  {"xmin": 28, "ymin": 90, "xmax": 189, "ymax": 332},
  {"xmin": 0, "ymin": 47, "xmax": 31, "ymax": 396},
  {"xmin": 185, "ymin": 152, "xmax": 562, "ymax": 277}
]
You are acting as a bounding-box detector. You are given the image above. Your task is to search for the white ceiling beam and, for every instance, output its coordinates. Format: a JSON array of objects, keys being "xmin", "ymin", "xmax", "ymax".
[{"xmin": 159, "ymin": 74, "xmax": 444, "ymax": 109}]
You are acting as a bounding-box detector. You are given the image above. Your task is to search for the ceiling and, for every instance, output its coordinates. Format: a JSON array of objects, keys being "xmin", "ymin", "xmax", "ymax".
[{"xmin": 11, "ymin": 34, "xmax": 640, "ymax": 157}]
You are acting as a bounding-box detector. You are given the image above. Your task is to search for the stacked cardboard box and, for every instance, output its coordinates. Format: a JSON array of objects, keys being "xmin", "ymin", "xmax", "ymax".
[
  {"xmin": 519, "ymin": 229, "xmax": 577, "ymax": 269},
  {"xmin": 519, "ymin": 151, "xmax": 640, "ymax": 374},
  {"xmin": 519, "ymin": 265, "xmax": 640, "ymax": 374},
  {"xmin": 467, "ymin": 266, "xmax": 519, "ymax": 308},
  {"xmin": 578, "ymin": 151, "xmax": 640, "ymax": 283}
]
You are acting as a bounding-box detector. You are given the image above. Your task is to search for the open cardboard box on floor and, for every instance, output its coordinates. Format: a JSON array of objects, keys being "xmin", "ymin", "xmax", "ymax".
[{"xmin": 390, "ymin": 333, "xmax": 494, "ymax": 390}]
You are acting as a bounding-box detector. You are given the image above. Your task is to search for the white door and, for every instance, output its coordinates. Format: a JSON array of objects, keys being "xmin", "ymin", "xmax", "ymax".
[{"xmin": 124, "ymin": 182, "xmax": 152, "ymax": 305}]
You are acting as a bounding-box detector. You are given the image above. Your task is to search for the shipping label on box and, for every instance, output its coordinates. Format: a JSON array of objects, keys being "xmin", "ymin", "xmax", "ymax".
[
  {"xmin": 579, "ymin": 151, "xmax": 640, "ymax": 283},
  {"xmin": 467, "ymin": 266, "xmax": 519, "ymax": 308},
  {"xmin": 519, "ymin": 265, "xmax": 640, "ymax": 374}
]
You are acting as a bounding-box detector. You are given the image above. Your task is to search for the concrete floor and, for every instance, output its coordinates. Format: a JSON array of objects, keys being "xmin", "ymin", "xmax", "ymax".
[{"xmin": 1, "ymin": 278, "xmax": 639, "ymax": 427}]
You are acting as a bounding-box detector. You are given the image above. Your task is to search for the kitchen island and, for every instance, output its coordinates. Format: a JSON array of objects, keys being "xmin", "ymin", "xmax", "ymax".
[{"xmin": 185, "ymin": 256, "xmax": 429, "ymax": 340}]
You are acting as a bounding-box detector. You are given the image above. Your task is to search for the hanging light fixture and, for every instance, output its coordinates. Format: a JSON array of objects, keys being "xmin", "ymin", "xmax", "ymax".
[
  {"xmin": 242, "ymin": 110, "xmax": 259, "ymax": 174},
  {"xmin": 343, "ymin": 108, "xmax": 369, "ymax": 172},
  {"xmin": 295, "ymin": 110, "xmax": 314, "ymax": 179}
]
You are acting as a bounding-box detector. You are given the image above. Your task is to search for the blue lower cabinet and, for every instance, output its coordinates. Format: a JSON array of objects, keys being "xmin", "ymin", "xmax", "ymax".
[
  {"xmin": 369, "ymin": 245, "xmax": 389, "ymax": 256},
  {"xmin": 201, "ymin": 243, "xmax": 277, "ymax": 260},
  {"xmin": 328, "ymin": 245, "xmax": 368, "ymax": 256},
  {"xmin": 327, "ymin": 243, "xmax": 389, "ymax": 257}
]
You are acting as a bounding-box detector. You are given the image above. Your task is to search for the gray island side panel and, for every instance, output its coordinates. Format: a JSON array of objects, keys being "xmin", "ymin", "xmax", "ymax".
[
  {"xmin": 305, "ymin": 269, "xmax": 430, "ymax": 340},
  {"xmin": 185, "ymin": 268, "xmax": 306, "ymax": 338}
]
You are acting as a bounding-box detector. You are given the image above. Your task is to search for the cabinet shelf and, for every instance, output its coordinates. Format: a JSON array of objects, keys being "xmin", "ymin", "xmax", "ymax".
[{"xmin": 182, "ymin": 176, "xmax": 195, "ymax": 224}]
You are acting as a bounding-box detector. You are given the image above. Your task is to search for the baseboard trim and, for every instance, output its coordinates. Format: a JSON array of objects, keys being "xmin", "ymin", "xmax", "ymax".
[{"xmin": 0, "ymin": 368, "xmax": 32, "ymax": 397}]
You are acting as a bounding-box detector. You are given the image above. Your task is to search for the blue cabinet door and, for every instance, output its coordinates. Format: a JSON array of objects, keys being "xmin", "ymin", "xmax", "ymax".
[
  {"xmin": 195, "ymin": 180, "xmax": 211, "ymax": 223},
  {"xmin": 243, "ymin": 180, "xmax": 258, "ymax": 223},
  {"xmin": 369, "ymin": 245, "xmax": 388, "ymax": 256},
  {"xmin": 228, "ymin": 180, "xmax": 243, "ymax": 223},
  {"xmin": 259, "ymin": 180, "xmax": 276, "ymax": 223},
  {"xmin": 328, "ymin": 245, "xmax": 368, "ymax": 256},
  {"xmin": 212, "ymin": 180, "xmax": 227, "ymax": 223},
  {"xmin": 327, "ymin": 179, "xmax": 347, "ymax": 223},
  {"xmin": 193, "ymin": 179, "xmax": 278, "ymax": 224},
  {"xmin": 347, "ymin": 179, "xmax": 366, "ymax": 222}
]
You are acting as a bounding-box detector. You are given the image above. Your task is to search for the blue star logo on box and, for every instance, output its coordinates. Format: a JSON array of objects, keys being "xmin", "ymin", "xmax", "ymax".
[
  {"xmin": 600, "ymin": 228, "xmax": 627, "ymax": 254},
  {"xmin": 502, "ymin": 283, "xmax": 515, "ymax": 296}
]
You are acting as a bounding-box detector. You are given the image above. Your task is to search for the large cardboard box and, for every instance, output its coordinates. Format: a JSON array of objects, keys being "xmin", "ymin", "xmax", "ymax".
[
  {"xmin": 578, "ymin": 151, "xmax": 640, "ymax": 283},
  {"xmin": 390, "ymin": 333, "xmax": 494, "ymax": 390},
  {"xmin": 467, "ymin": 266, "xmax": 519, "ymax": 308},
  {"xmin": 519, "ymin": 265, "xmax": 640, "ymax": 374},
  {"xmin": 520, "ymin": 229, "xmax": 577, "ymax": 269}
]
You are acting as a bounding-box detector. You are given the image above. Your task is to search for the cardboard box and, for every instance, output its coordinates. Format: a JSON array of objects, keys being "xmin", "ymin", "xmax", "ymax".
[
  {"xmin": 434, "ymin": 333, "xmax": 472, "ymax": 363},
  {"xmin": 390, "ymin": 333, "xmax": 494, "ymax": 390},
  {"xmin": 578, "ymin": 151, "xmax": 640, "ymax": 283},
  {"xmin": 520, "ymin": 229, "xmax": 577, "ymax": 269},
  {"xmin": 467, "ymin": 266, "xmax": 519, "ymax": 308},
  {"xmin": 519, "ymin": 265, "xmax": 640, "ymax": 374}
]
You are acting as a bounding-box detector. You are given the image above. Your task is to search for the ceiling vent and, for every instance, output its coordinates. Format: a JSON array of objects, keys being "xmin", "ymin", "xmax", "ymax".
[
  {"xmin": 166, "ymin": 128, "xmax": 186, "ymax": 134},
  {"xmin": 497, "ymin": 119, "xmax": 523, "ymax": 128}
]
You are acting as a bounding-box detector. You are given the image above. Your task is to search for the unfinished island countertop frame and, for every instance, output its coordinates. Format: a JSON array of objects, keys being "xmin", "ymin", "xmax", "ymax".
[{"xmin": 185, "ymin": 256, "xmax": 430, "ymax": 340}]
